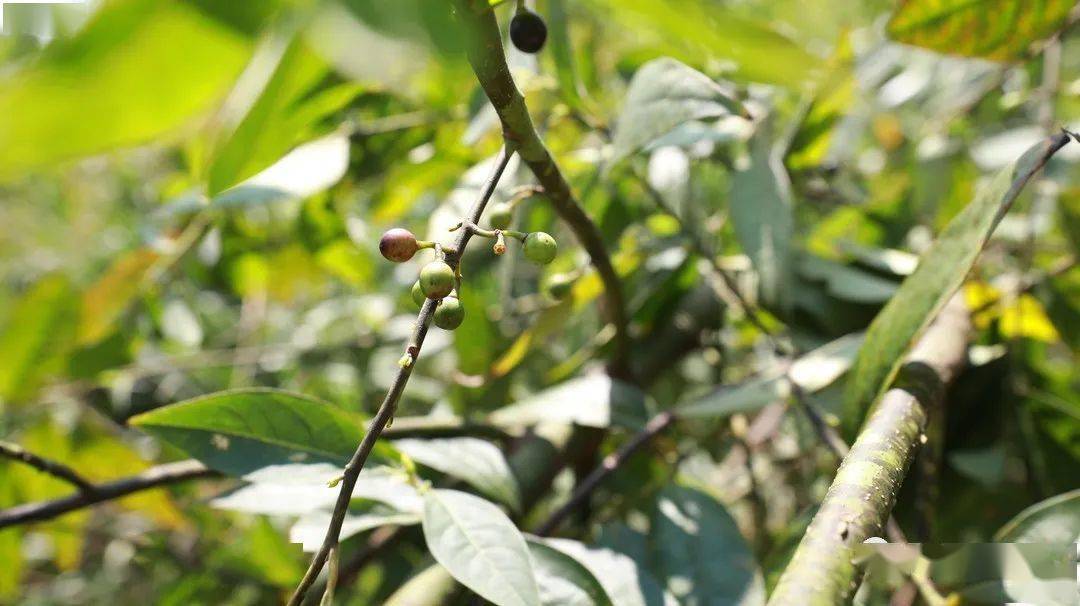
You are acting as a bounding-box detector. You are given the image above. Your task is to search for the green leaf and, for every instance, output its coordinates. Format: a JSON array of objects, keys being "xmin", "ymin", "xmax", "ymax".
[
  {"xmin": 0, "ymin": 0, "xmax": 252, "ymax": 180},
  {"xmin": 649, "ymin": 485, "xmax": 765, "ymax": 605},
  {"xmin": 207, "ymin": 36, "xmax": 360, "ymax": 194},
  {"xmin": 843, "ymin": 134, "xmax": 1071, "ymax": 434},
  {"xmin": 797, "ymin": 256, "xmax": 898, "ymax": 305},
  {"xmin": 0, "ymin": 275, "xmax": 79, "ymax": 403},
  {"xmin": 887, "ymin": 0, "xmax": 1077, "ymax": 61},
  {"xmin": 77, "ymin": 249, "xmax": 159, "ymax": 345},
  {"xmin": 995, "ymin": 489, "xmax": 1080, "ymax": 543},
  {"xmin": 209, "ymin": 467, "xmax": 422, "ymax": 516},
  {"xmin": 730, "ymin": 124, "xmax": 795, "ymax": 313},
  {"xmin": 536, "ymin": 537, "xmax": 676, "ymax": 606},
  {"xmin": 676, "ymin": 376, "xmax": 789, "ymax": 420},
  {"xmin": 525, "ymin": 537, "xmax": 614, "ymax": 606},
  {"xmin": 588, "ymin": 0, "xmax": 819, "ymax": 88},
  {"xmin": 610, "ymin": 57, "xmax": 747, "ymax": 166},
  {"xmin": 490, "ymin": 375, "xmax": 651, "ymax": 430},
  {"xmin": 394, "ymin": 437, "xmax": 521, "ymax": 511},
  {"xmin": 421, "ymin": 489, "xmax": 541, "ymax": 606},
  {"xmin": 129, "ymin": 388, "xmax": 374, "ymax": 479},
  {"xmin": 291, "ymin": 503, "xmax": 421, "ymax": 552}
]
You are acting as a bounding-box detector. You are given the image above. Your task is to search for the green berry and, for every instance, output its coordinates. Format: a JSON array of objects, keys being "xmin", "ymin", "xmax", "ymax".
[
  {"xmin": 545, "ymin": 273, "xmax": 575, "ymax": 300},
  {"xmin": 433, "ymin": 296, "xmax": 465, "ymax": 330},
  {"xmin": 419, "ymin": 261, "xmax": 455, "ymax": 299},
  {"xmin": 379, "ymin": 228, "xmax": 418, "ymax": 263},
  {"xmin": 523, "ymin": 232, "xmax": 557, "ymax": 265},
  {"xmin": 487, "ymin": 203, "xmax": 513, "ymax": 230},
  {"xmin": 411, "ymin": 280, "xmax": 426, "ymax": 308}
]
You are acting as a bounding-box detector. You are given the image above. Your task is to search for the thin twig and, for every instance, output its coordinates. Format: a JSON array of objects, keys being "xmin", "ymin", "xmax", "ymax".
[
  {"xmin": 453, "ymin": 0, "xmax": 631, "ymax": 378},
  {"xmin": 287, "ymin": 145, "xmax": 516, "ymax": 606},
  {"xmin": 534, "ymin": 411, "xmax": 676, "ymax": 536},
  {"xmin": 632, "ymin": 169, "xmax": 788, "ymax": 355},
  {"xmin": 0, "ymin": 460, "xmax": 216, "ymax": 529},
  {"xmin": 0, "ymin": 440, "xmax": 97, "ymax": 493}
]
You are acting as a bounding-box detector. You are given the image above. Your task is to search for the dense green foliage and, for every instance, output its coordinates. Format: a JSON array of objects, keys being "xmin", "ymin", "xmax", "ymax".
[{"xmin": 1, "ymin": 0, "xmax": 1078, "ymax": 604}]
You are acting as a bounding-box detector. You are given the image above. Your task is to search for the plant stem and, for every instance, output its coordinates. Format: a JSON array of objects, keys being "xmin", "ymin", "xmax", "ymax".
[
  {"xmin": 0, "ymin": 440, "xmax": 97, "ymax": 493},
  {"xmin": 287, "ymin": 145, "xmax": 516, "ymax": 606},
  {"xmin": 453, "ymin": 0, "xmax": 630, "ymax": 378},
  {"xmin": 0, "ymin": 460, "xmax": 216, "ymax": 529},
  {"xmin": 768, "ymin": 298, "xmax": 970, "ymax": 605}
]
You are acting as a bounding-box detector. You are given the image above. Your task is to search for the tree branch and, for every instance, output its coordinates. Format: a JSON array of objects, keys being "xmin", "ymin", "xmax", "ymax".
[
  {"xmin": 287, "ymin": 145, "xmax": 516, "ymax": 606},
  {"xmin": 453, "ymin": 0, "xmax": 630, "ymax": 377},
  {"xmin": 768, "ymin": 297, "xmax": 971, "ymax": 605},
  {"xmin": 0, "ymin": 459, "xmax": 216, "ymax": 529},
  {"xmin": 0, "ymin": 440, "xmax": 97, "ymax": 493}
]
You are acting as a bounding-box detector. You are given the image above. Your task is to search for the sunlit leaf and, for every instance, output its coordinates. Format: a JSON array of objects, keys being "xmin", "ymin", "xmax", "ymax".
[
  {"xmin": 843, "ymin": 134, "xmax": 1071, "ymax": 434},
  {"xmin": 422, "ymin": 489, "xmax": 541, "ymax": 606},
  {"xmin": 887, "ymin": 0, "xmax": 1077, "ymax": 61},
  {"xmin": 490, "ymin": 375, "xmax": 651, "ymax": 430},
  {"xmin": 77, "ymin": 248, "xmax": 159, "ymax": 345},
  {"xmin": 0, "ymin": 275, "xmax": 78, "ymax": 403},
  {"xmin": 394, "ymin": 437, "xmax": 520, "ymax": 511},
  {"xmin": 0, "ymin": 0, "xmax": 253, "ymax": 180},
  {"xmin": 995, "ymin": 489, "xmax": 1080, "ymax": 543},
  {"xmin": 291, "ymin": 504, "xmax": 421, "ymax": 552},
  {"xmin": 610, "ymin": 57, "xmax": 747, "ymax": 166},
  {"xmin": 536, "ymin": 537, "xmax": 676, "ymax": 606},
  {"xmin": 525, "ymin": 537, "xmax": 614, "ymax": 606}
]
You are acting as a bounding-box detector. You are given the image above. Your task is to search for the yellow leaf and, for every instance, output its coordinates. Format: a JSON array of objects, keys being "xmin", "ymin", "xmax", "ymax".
[
  {"xmin": 78, "ymin": 248, "xmax": 160, "ymax": 345},
  {"xmin": 1000, "ymin": 294, "xmax": 1060, "ymax": 343}
]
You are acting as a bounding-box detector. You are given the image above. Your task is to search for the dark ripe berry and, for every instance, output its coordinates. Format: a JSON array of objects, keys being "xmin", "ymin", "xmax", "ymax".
[
  {"xmin": 510, "ymin": 10, "xmax": 547, "ymax": 54},
  {"xmin": 411, "ymin": 280, "xmax": 426, "ymax": 308},
  {"xmin": 433, "ymin": 296, "xmax": 465, "ymax": 330},
  {"xmin": 545, "ymin": 273, "xmax": 574, "ymax": 300},
  {"xmin": 379, "ymin": 228, "xmax": 418, "ymax": 263},
  {"xmin": 419, "ymin": 261, "xmax": 455, "ymax": 299},
  {"xmin": 487, "ymin": 203, "xmax": 513, "ymax": 230},
  {"xmin": 523, "ymin": 232, "xmax": 557, "ymax": 265}
]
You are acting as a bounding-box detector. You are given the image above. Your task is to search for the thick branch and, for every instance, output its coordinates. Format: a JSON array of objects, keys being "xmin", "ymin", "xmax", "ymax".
[
  {"xmin": 0, "ymin": 440, "xmax": 97, "ymax": 493},
  {"xmin": 453, "ymin": 0, "xmax": 630, "ymax": 377},
  {"xmin": 0, "ymin": 460, "xmax": 216, "ymax": 529},
  {"xmin": 768, "ymin": 298, "xmax": 971, "ymax": 606},
  {"xmin": 287, "ymin": 146, "xmax": 515, "ymax": 606}
]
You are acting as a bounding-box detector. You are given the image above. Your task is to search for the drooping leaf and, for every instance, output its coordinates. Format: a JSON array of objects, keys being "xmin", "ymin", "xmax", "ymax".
[
  {"xmin": 730, "ymin": 124, "xmax": 795, "ymax": 313},
  {"xmin": 887, "ymin": 0, "xmax": 1077, "ymax": 62},
  {"xmin": 129, "ymin": 388, "xmax": 378, "ymax": 478},
  {"xmin": 648, "ymin": 485, "xmax": 766, "ymax": 605},
  {"xmin": 537, "ymin": 537, "xmax": 676, "ymax": 606},
  {"xmin": 610, "ymin": 57, "xmax": 747, "ymax": 166},
  {"xmin": 843, "ymin": 134, "xmax": 1071, "ymax": 434},
  {"xmin": 0, "ymin": 275, "xmax": 79, "ymax": 403},
  {"xmin": 421, "ymin": 489, "xmax": 541, "ymax": 606},
  {"xmin": 490, "ymin": 375, "xmax": 651, "ymax": 430},
  {"xmin": 0, "ymin": 0, "xmax": 253, "ymax": 180},
  {"xmin": 207, "ymin": 36, "xmax": 360, "ymax": 194},
  {"xmin": 995, "ymin": 489, "xmax": 1080, "ymax": 543},
  {"xmin": 525, "ymin": 537, "xmax": 614, "ymax": 606},
  {"xmin": 394, "ymin": 437, "xmax": 521, "ymax": 511}
]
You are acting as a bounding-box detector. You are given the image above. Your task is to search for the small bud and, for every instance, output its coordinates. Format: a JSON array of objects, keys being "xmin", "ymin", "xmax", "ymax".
[{"xmin": 494, "ymin": 232, "xmax": 507, "ymax": 255}]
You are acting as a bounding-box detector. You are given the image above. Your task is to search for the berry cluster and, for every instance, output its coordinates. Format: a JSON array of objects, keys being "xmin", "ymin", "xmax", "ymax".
[{"xmin": 379, "ymin": 198, "xmax": 562, "ymax": 331}]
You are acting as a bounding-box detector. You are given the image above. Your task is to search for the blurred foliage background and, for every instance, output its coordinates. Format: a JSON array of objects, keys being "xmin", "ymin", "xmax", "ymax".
[{"xmin": 0, "ymin": 0, "xmax": 1078, "ymax": 604}]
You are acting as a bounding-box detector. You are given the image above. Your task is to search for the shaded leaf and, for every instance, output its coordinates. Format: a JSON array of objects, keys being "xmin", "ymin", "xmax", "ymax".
[
  {"xmin": 0, "ymin": 275, "xmax": 79, "ymax": 403},
  {"xmin": 490, "ymin": 299, "xmax": 572, "ymax": 379},
  {"xmin": 843, "ymin": 134, "xmax": 1070, "ymax": 434},
  {"xmin": 995, "ymin": 489, "xmax": 1080, "ymax": 543},
  {"xmin": 0, "ymin": 0, "xmax": 252, "ymax": 180},
  {"xmin": 649, "ymin": 485, "xmax": 766, "ymax": 605},
  {"xmin": 422, "ymin": 489, "xmax": 541, "ymax": 606},
  {"xmin": 888, "ymin": 0, "xmax": 1077, "ymax": 61},
  {"xmin": 730, "ymin": 125, "xmax": 795, "ymax": 313},
  {"xmin": 526, "ymin": 537, "xmax": 614, "ymax": 606},
  {"xmin": 394, "ymin": 437, "xmax": 521, "ymax": 511},
  {"xmin": 77, "ymin": 248, "xmax": 159, "ymax": 345},
  {"xmin": 611, "ymin": 57, "xmax": 747, "ymax": 166},
  {"xmin": 676, "ymin": 376, "xmax": 789, "ymax": 420},
  {"xmin": 490, "ymin": 375, "xmax": 650, "ymax": 430}
]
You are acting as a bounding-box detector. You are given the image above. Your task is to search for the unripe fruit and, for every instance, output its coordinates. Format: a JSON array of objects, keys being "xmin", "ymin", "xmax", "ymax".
[
  {"xmin": 433, "ymin": 296, "xmax": 465, "ymax": 330},
  {"xmin": 545, "ymin": 273, "xmax": 574, "ymax": 300},
  {"xmin": 411, "ymin": 280, "xmax": 426, "ymax": 308},
  {"xmin": 523, "ymin": 232, "xmax": 557, "ymax": 265},
  {"xmin": 379, "ymin": 228, "xmax": 418, "ymax": 263},
  {"xmin": 419, "ymin": 261, "xmax": 455, "ymax": 299},
  {"xmin": 510, "ymin": 10, "xmax": 547, "ymax": 54},
  {"xmin": 487, "ymin": 203, "xmax": 513, "ymax": 230}
]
